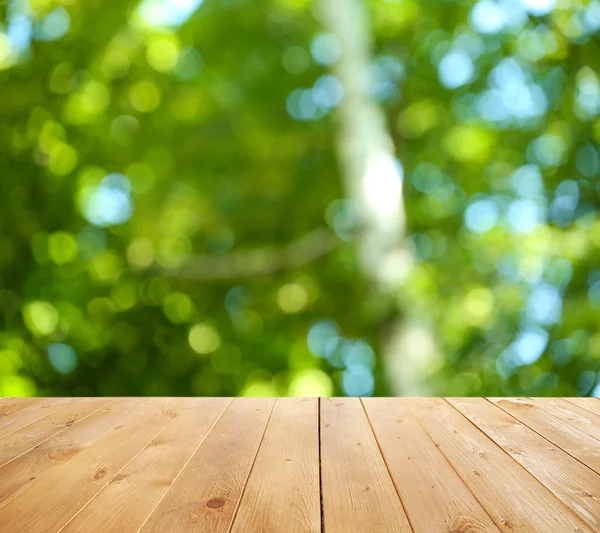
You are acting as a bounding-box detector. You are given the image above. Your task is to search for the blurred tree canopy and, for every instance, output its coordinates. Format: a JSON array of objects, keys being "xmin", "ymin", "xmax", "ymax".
[{"xmin": 0, "ymin": 0, "xmax": 599, "ymax": 398}]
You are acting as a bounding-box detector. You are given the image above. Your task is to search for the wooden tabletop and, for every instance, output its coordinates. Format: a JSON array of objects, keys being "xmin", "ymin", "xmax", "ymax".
[{"xmin": 0, "ymin": 398, "xmax": 599, "ymax": 532}]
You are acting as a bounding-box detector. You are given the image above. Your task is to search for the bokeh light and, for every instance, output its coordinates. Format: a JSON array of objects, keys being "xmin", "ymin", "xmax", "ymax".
[{"xmin": 0, "ymin": 0, "xmax": 599, "ymax": 399}]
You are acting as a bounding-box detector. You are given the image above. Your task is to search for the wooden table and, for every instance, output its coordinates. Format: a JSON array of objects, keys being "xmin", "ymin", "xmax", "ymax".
[{"xmin": 0, "ymin": 397, "xmax": 599, "ymax": 532}]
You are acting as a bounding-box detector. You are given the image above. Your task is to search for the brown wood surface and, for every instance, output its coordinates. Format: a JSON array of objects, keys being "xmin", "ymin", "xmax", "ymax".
[
  {"xmin": 363, "ymin": 398, "xmax": 500, "ymax": 533},
  {"xmin": 0, "ymin": 397, "xmax": 598, "ymax": 532},
  {"xmin": 564, "ymin": 397, "xmax": 600, "ymax": 417},
  {"xmin": 407, "ymin": 398, "xmax": 594, "ymax": 533},
  {"xmin": 0, "ymin": 397, "xmax": 108, "ymax": 467},
  {"xmin": 139, "ymin": 397, "xmax": 275, "ymax": 533},
  {"xmin": 450, "ymin": 397, "xmax": 600, "ymax": 531},
  {"xmin": 62, "ymin": 398, "xmax": 231, "ymax": 533},
  {"xmin": 320, "ymin": 397, "xmax": 413, "ymax": 533},
  {"xmin": 490, "ymin": 397, "xmax": 600, "ymax": 475},
  {"xmin": 230, "ymin": 398, "xmax": 321, "ymax": 533}
]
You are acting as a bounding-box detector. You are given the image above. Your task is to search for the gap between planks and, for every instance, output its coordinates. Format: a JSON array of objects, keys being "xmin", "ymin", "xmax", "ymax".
[
  {"xmin": 56, "ymin": 398, "xmax": 235, "ymax": 533},
  {"xmin": 54, "ymin": 399, "xmax": 196, "ymax": 533},
  {"xmin": 359, "ymin": 398, "xmax": 417, "ymax": 533},
  {"xmin": 364, "ymin": 398, "xmax": 502, "ymax": 533},
  {"xmin": 451, "ymin": 398, "xmax": 598, "ymax": 530},
  {"xmin": 223, "ymin": 399, "xmax": 277, "ymax": 533},
  {"xmin": 130, "ymin": 398, "xmax": 235, "ymax": 533},
  {"xmin": 488, "ymin": 397, "xmax": 600, "ymax": 476},
  {"xmin": 2, "ymin": 398, "xmax": 599, "ymax": 533},
  {"xmin": 318, "ymin": 397, "xmax": 325, "ymax": 533}
]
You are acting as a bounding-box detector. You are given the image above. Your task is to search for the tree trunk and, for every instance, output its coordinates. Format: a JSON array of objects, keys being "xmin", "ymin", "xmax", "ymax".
[{"xmin": 316, "ymin": 0, "xmax": 434, "ymax": 395}]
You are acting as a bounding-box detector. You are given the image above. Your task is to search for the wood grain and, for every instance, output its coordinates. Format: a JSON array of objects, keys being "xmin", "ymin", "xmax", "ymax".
[
  {"xmin": 62, "ymin": 398, "xmax": 231, "ymax": 533},
  {"xmin": 0, "ymin": 398, "xmax": 139, "ymax": 508},
  {"xmin": 407, "ymin": 398, "xmax": 593, "ymax": 533},
  {"xmin": 363, "ymin": 398, "xmax": 500, "ymax": 533},
  {"xmin": 0, "ymin": 398, "xmax": 70, "ymax": 439},
  {"xmin": 0, "ymin": 397, "xmax": 108, "ymax": 467},
  {"xmin": 230, "ymin": 398, "xmax": 320, "ymax": 533},
  {"xmin": 450, "ymin": 397, "xmax": 600, "ymax": 531},
  {"xmin": 530, "ymin": 397, "xmax": 600, "ymax": 442},
  {"xmin": 139, "ymin": 397, "xmax": 275, "ymax": 533},
  {"xmin": 564, "ymin": 398, "xmax": 600, "ymax": 417},
  {"xmin": 0, "ymin": 397, "xmax": 598, "ymax": 533},
  {"xmin": 490, "ymin": 397, "xmax": 600, "ymax": 475},
  {"xmin": 0, "ymin": 398, "xmax": 188, "ymax": 533},
  {"xmin": 320, "ymin": 397, "xmax": 412, "ymax": 533},
  {"xmin": 0, "ymin": 398, "xmax": 43, "ymax": 420}
]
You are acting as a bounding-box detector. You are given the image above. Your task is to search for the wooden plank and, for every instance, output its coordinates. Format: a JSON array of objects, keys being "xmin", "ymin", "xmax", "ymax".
[
  {"xmin": 61, "ymin": 398, "xmax": 231, "ymax": 533},
  {"xmin": 320, "ymin": 397, "xmax": 412, "ymax": 533},
  {"xmin": 490, "ymin": 398, "xmax": 600, "ymax": 475},
  {"xmin": 0, "ymin": 398, "xmax": 70, "ymax": 439},
  {"xmin": 0, "ymin": 398, "xmax": 44, "ymax": 421},
  {"xmin": 0, "ymin": 398, "xmax": 143, "ymax": 508},
  {"xmin": 540, "ymin": 398, "xmax": 600, "ymax": 441},
  {"xmin": 407, "ymin": 398, "xmax": 593, "ymax": 533},
  {"xmin": 230, "ymin": 398, "xmax": 320, "ymax": 533},
  {"xmin": 139, "ymin": 397, "xmax": 275, "ymax": 533},
  {"xmin": 0, "ymin": 397, "xmax": 108, "ymax": 467},
  {"xmin": 363, "ymin": 398, "xmax": 500, "ymax": 533},
  {"xmin": 0, "ymin": 398, "xmax": 191, "ymax": 533},
  {"xmin": 564, "ymin": 398, "xmax": 600, "ymax": 418},
  {"xmin": 450, "ymin": 397, "xmax": 600, "ymax": 531}
]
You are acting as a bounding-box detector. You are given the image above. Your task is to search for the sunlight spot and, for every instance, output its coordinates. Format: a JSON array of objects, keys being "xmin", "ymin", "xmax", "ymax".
[
  {"xmin": 310, "ymin": 33, "xmax": 341, "ymax": 66},
  {"xmin": 511, "ymin": 165, "xmax": 544, "ymax": 198},
  {"xmin": 138, "ymin": 0, "xmax": 203, "ymax": 28},
  {"xmin": 312, "ymin": 75, "xmax": 344, "ymax": 110},
  {"xmin": 513, "ymin": 328, "xmax": 549, "ymax": 366},
  {"xmin": 189, "ymin": 323, "xmax": 221, "ymax": 355},
  {"xmin": 288, "ymin": 368, "xmax": 333, "ymax": 396},
  {"xmin": 127, "ymin": 237, "xmax": 155, "ymax": 269},
  {"xmin": 506, "ymin": 199, "xmax": 544, "ymax": 234},
  {"xmin": 465, "ymin": 199, "xmax": 498, "ymax": 233},
  {"xmin": 341, "ymin": 340, "xmax": 375, "ymax": 370},
  {"xmin": 23, "ymin": 301, "xmax": 59, "ymax": 337},
  {"xmin": 147, "ymin": 37, "xmax": 179, "ymax": 72},
  {"xmin": 362, "ymin": 152, "xmax": 403, "ymax": 217},
  {"xmin": 522, "ymin": 0, "xmax": 555, "ymax": 16},
  {"xmin": 35, "ymin": 8, "xmax": 70, "ymax": 42},
  {"xmin": 129, "ymin": 81, "xmax": 161, "ymax": 113},
  {"xmin": 282, "ymin": 46, "xmax": 309, "ymax": 74},
  {"xmin": 81, "ymin": 174, "xmax": 133, "ymax": 228},
  {"xmin": 342, "ymin": 366, "xmax": 375, "ymax": 397},
  {"xmin": 48, "ymin": 344, "xmax": 78, "ymax": 374},
  {"xmin": 277, "ymin": 283, "xmax": 309, "ymax": 314},
  {"xmin": 307, "ymin": 320, "xmax": 339, "ymax": 359},
  {"xmin": 470, "ymin": 0, "xmax": 506, "ymax": 34},
  {"xmin": 527, "ymin": 284, "xmax": 562, "ymax": 325},
  {"xmin": 438, "ymin": 50, "xmax": 473, "ymax": 89}
]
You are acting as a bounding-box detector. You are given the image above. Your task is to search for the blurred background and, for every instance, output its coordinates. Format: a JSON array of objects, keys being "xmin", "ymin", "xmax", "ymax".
[{"xmin": 0, "ymin": 0, "xmax": 599, "ymax": 398}]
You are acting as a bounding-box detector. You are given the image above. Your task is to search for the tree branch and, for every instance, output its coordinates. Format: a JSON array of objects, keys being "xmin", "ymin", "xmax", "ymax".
[{"xmin": 162, "ymin": 228, "xmax": 337, "ymax": 281}]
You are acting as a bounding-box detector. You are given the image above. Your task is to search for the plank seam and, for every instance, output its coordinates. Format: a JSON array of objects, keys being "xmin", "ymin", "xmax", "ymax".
[
  {"xmin": 448, "ymin": 398, "xmax": 595, "ymax": 531},
  {"xmin": 0, "ymin": 399, "xmax": 72, "ymax": 441},
  {"xmin": 132, "ymin": 397, "xmax": 234, "ymax": 533},
  {"xmin": 485, "ymin": 397, "xmax": 600, "ymax": 476},
  {"xmin": 0, "ymin": 398, "xmax": 44, "ymax": 422},
  {"xmin": 318, "ymin": 397, "xmax": 325, "ymax": 533},
  {"xmin": 0, "ymin": 399, "xmax": 145, "ymax": 514},
  {"xmin": 0, "ymin": 399, "xmax": 112, "ymax": 471},
  {"xmin": 562, "ymin": 398, "xmax": 600, "ymax": 418},
  {"xmin": 359, "ymin": 398, "xmax": 415, "ymax": 533},
  {"xmin": 402, "ymin": 399, "xmax": 520, "ymax": 532},
  {"xmin": 551, "ymin": 398, "xmax": 600, "ymax": 444},
  {"xmin": 54, "ymin": 399, "xmax": 190, "ymax": 533},
  {"xmin": 225, "ymin": 398, "xmax": 277, "ymax": 533}
]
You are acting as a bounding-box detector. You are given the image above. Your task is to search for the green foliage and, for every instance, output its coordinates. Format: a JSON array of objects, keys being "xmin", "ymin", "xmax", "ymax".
[{"xmin": 0, "ymin": 0, "xmax": 599, "ymax": 397}]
